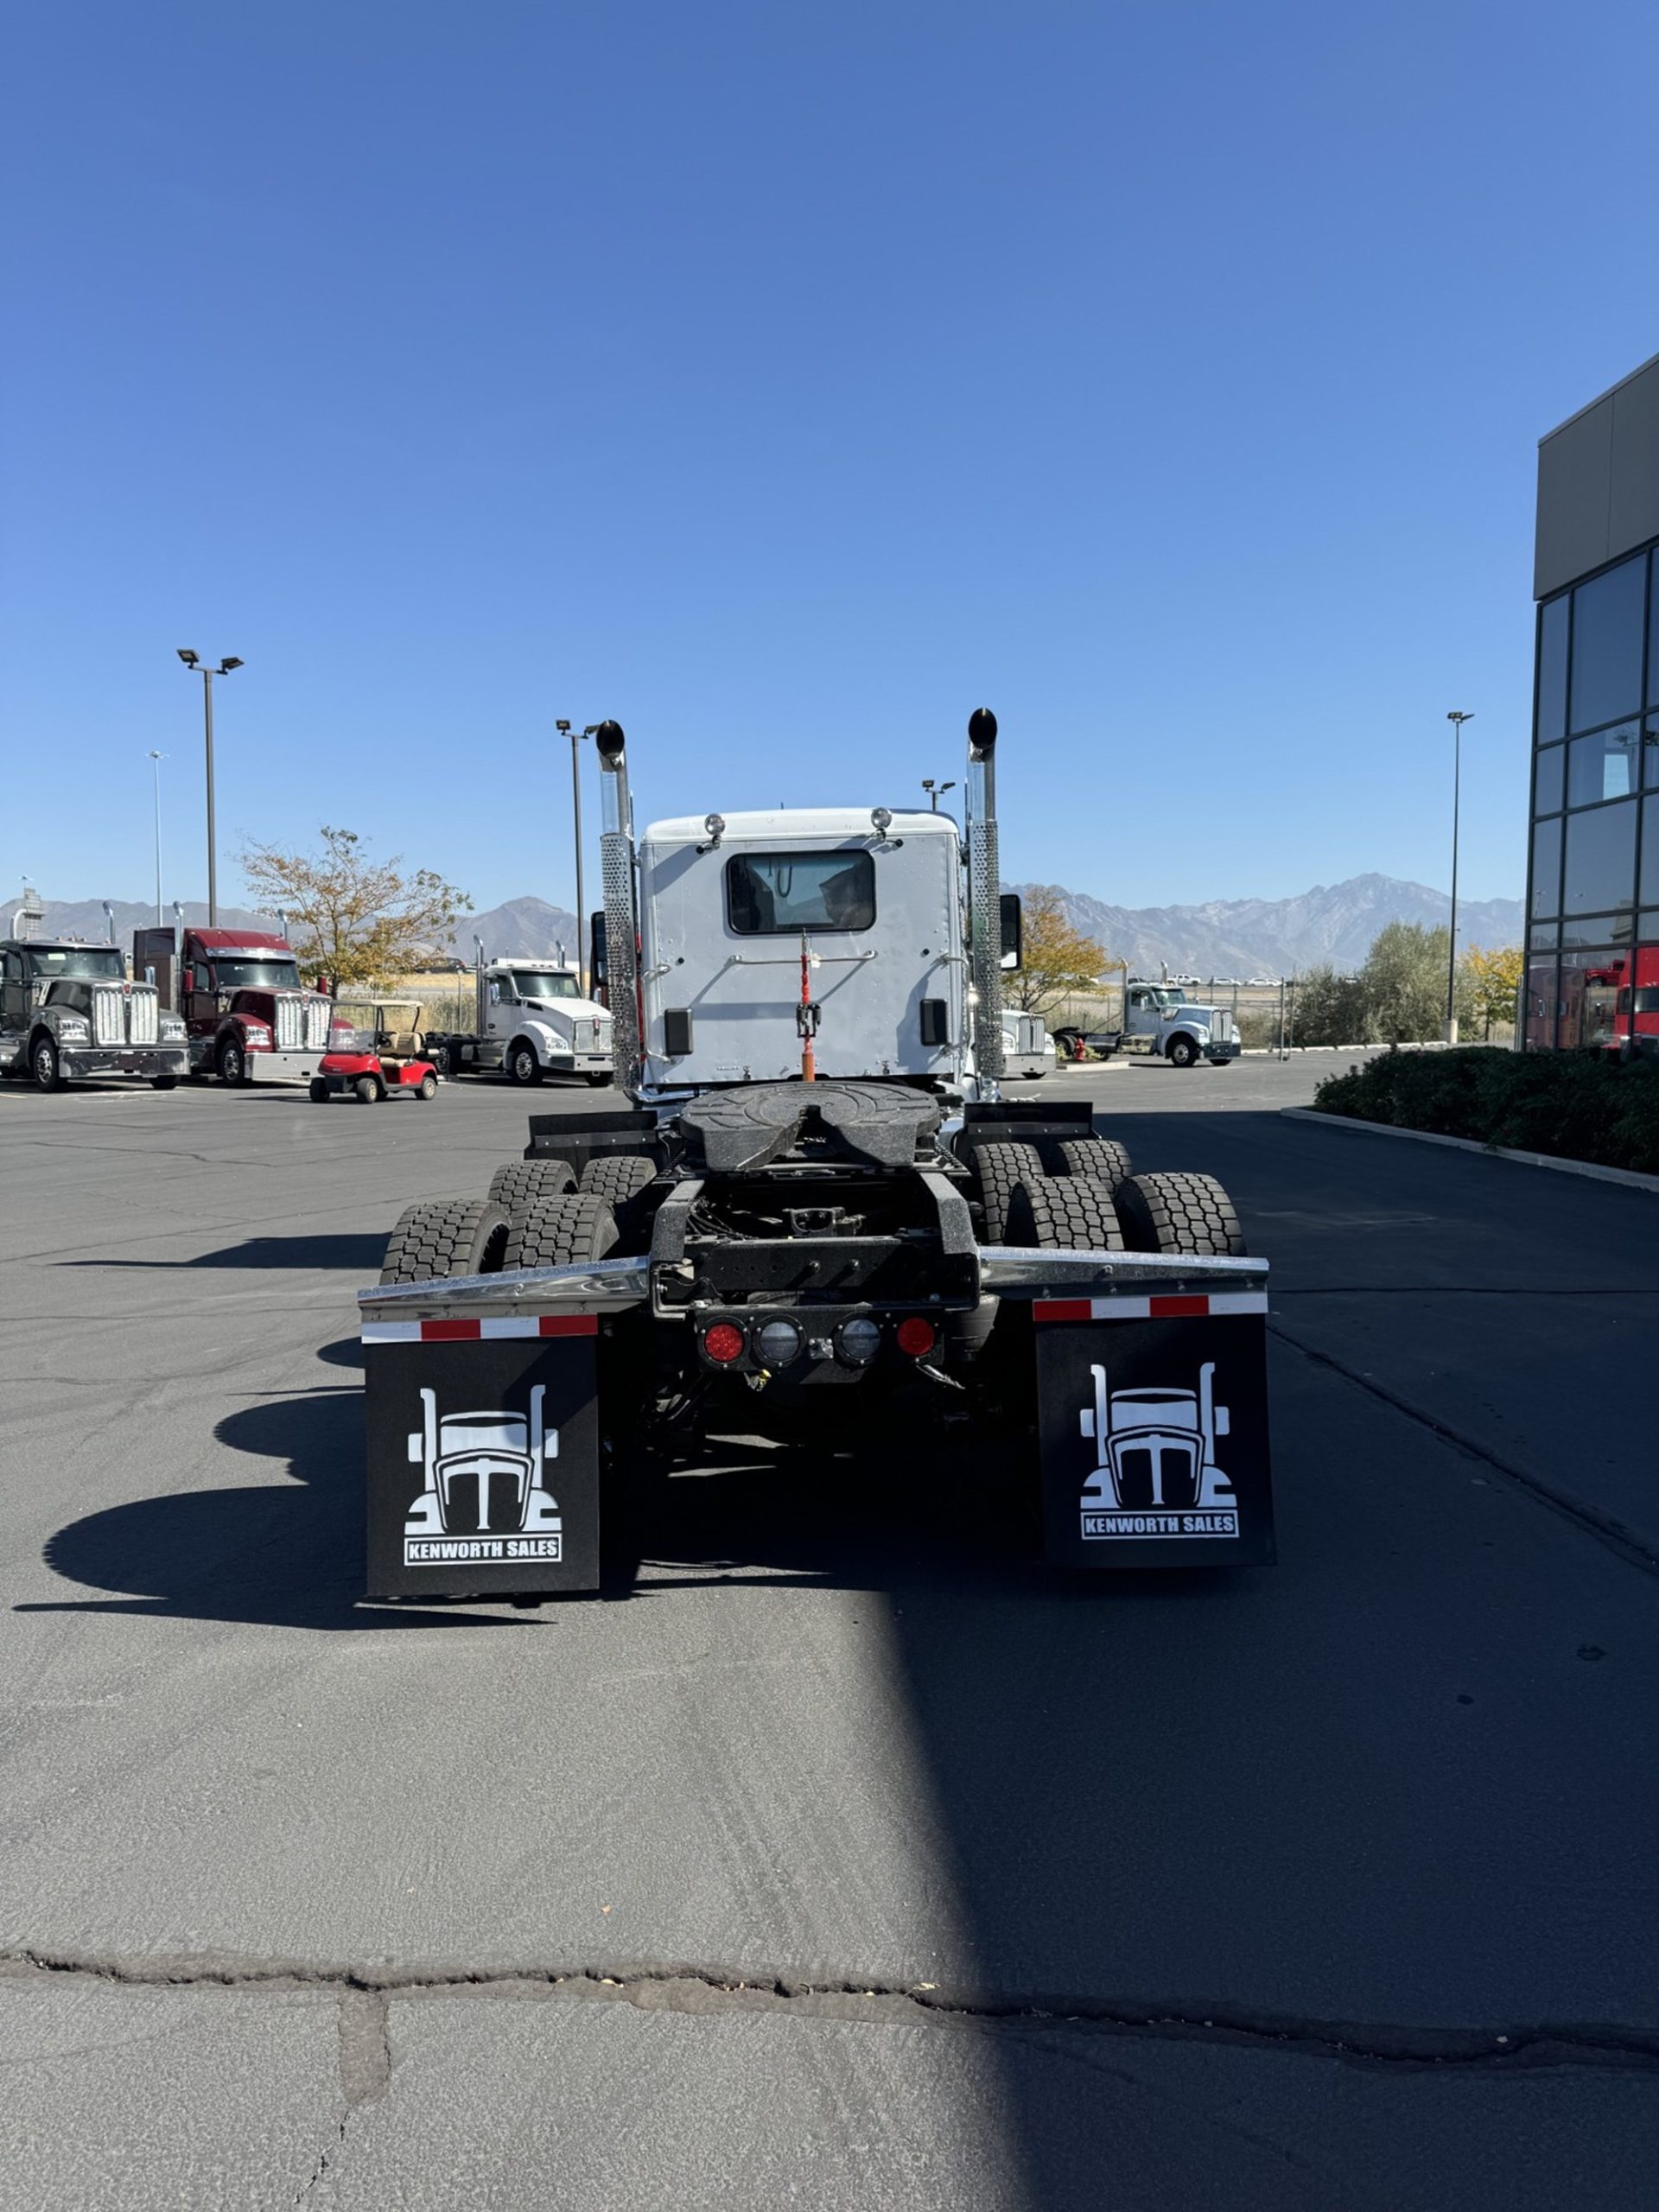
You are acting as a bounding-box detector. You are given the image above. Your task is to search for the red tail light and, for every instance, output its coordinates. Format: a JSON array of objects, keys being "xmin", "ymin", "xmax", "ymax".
[
  {"xmin": 896, "ymin": 1318, "xmax": 937, "ymax": 1359},
  {"xmin": 702, "ymin": 1322, "xmax": 746, "ymax": 1365}
]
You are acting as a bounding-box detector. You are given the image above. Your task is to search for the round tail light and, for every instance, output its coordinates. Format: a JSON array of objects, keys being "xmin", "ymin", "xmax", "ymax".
[
  {"xmin": 895, "ymin": 1318, "xmax": 938, "ymax": 1359},
  {"xmin": 702, "ymin": 1322, "xmax": 746, "ymax": 1365}
]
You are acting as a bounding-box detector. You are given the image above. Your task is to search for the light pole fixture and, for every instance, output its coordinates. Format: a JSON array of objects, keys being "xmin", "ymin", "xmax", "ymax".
[
  {"xmin": 1446, "ymin": 711, "xmax": 1473, "ymax": 1044},
  {"xmin": 177, "ymin": 650, "xmax": 244, "ymax": 926},
  {"xmin": 558, "ymin": 720, "xmax": 597, "ymax": 993},
  {"xmin": 921, "ymin": 778, "xmax": 957, "ymax": 812}
]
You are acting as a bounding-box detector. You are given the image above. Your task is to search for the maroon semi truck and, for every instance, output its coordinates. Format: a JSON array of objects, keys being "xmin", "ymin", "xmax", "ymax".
[{"xmin": 133, "ymin": 926, "xmax": 334, "ymax": 1085}]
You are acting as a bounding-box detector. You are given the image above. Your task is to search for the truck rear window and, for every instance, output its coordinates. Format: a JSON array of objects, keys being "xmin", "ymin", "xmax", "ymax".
[{"xmin": 725, "ymin": 851, "xmax": 875, "ymax": 935}]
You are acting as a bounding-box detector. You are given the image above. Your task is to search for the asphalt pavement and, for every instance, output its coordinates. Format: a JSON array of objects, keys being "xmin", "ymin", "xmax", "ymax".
[{"xmin": 2, "ymin": 1054, "xmax": 1656, "ymax": 2208}]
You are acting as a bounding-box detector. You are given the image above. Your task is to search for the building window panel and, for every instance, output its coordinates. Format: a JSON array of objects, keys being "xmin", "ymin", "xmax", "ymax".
[
  {"xmin": 1570, "ymin": 556, "xmax": 1645, "ymax": 733},
  {"xmin": 1643, "ymin": 797, "xmax": 1659, "ymax": 909},
  {"xmin": 1529, "ymin": 924, "xmax": 1559, "ymax": 950},
  {"xmin": 1643, "ymin": 716, "xmax": 1659, "ymax": 787},
  {"xmin": 1649, "ymin": 561, "xmax": 1659, "ymax": 709},
  {"xmin": 1523, "ymin": 957, "xmax": 1558, "ymax": 1050},
  {"xmin": 1562, "ymin": 799, "xmax": 1637, "ymax": 914},
  {"xmin": 1561, "ymin": 912, "xmax": 1634, "ymax": 946},
  {"xmin": 1537, "ymin": 593, "xmax": 1568, "ymax": 743},
  {"xmin": 1531, "ymin": 816, "xmax": 1563, "ymax": 918},
  {"xmin": 1567, "ymin": 721, "xmax": 1641, "ymax": 806},
  {"xmin": 1534, "ymin": 742, "xmax": 1565, "ymax": 815}
]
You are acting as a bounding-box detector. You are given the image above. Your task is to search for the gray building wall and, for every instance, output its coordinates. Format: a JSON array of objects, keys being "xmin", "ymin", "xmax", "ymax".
[{"xmin": 1535, "ymin": 352, "xmax": 1659, "ymax": 599}]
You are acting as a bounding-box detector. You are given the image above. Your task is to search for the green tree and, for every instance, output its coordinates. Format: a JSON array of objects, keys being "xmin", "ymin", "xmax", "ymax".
[
  {"xmin": 238, "ymin": 827, "xmax": 471, "ymax": 990},
  {"xmin": 1007, "ymin": 887, "xmax": 1110, "ymax": 1017},
  {"xmin": 1361, "ymin": 921, "xmax": 1477, "ymax": 1043},
  {"xmin": 1293, "ymin": 963, "xmax": 1372, "ymax": 1046}
]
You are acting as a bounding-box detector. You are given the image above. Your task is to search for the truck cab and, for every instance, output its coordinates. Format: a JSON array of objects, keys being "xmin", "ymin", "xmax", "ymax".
[
  {"xmin": 636, "ymin": 809, "xmax": 966, "ymax": 1096},
  {"xmin": 1123, "ymin": 983, "xmax": 1239, "ymax": 1068},
  {"xmin": 0, "ymin": 939, "xmax": 188, "ymax": 1090},
  {"xmin": 134, "ymin": 927, "xmax": 334, "ymax": 1085}
]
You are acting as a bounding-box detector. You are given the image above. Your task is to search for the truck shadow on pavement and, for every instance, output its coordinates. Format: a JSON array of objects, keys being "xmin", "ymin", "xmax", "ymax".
[
  {"xmin": 58, "ymin": 1232, "xmax": 389, "ymax": 1271},
  {"xmin": 28, "ymin": 1385, "xmax": 518, "ymax": 1630}
]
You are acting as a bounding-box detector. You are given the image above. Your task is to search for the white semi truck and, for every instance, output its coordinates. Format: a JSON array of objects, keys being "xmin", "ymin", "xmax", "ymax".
[
  {"xmin": 357, "ymin": 712, "xmax": 1274, "ymax": 1599},
  {"xmin": 423, "ymin": 957, "xmax": 613, "ymax": 1087}
]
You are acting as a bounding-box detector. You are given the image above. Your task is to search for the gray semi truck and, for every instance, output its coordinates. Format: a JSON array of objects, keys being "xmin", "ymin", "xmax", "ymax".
[{"xmin": 0, "ymin": 940, "xmax": 188, "ymax": 1090}]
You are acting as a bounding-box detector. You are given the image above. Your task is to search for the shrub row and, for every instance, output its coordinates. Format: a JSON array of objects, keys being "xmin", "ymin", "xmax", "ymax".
[{"xmin": 1311, "ymin": 1046, "xmax": 1659, "ymax": 1175}]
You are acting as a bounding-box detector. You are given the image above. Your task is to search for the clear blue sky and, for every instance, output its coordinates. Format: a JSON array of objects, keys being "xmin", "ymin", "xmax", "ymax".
[{"xmin": 3, "ymin": 0, "xmax": 1656, "ymax": 918}]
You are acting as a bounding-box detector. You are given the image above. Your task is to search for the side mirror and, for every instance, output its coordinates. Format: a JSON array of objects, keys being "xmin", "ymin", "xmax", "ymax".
[{"xmin": 999, "ymin": 892, "xmax": 1023, "ymax": 972}]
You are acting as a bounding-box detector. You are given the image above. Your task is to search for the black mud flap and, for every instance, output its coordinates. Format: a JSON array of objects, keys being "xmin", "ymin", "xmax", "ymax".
[
  {"xmin": 1034, "ymin": 1298, "xmax": 1274, "ymax": 1569},
  {"xmin": 363, "ymin": 1317, "xmax": 601, "ymax": 1599}
]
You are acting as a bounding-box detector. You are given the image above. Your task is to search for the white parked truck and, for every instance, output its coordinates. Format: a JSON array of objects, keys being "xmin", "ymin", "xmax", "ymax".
[
  {"xmin": 423, "ymin": 958, "xmax": 613, "ymax": 1088},
  {"xmin": 1003, "ymin": 1008, "xmax": 1054, "ymax": 1079},
  {"xmin": 1120, "ymin": 982, "xmax": 1238, "ymax": 1066},
  {"xmin": 358, "ymin": 711, "xmax": 1275, "ymax": 1600},
  {"xmin": 0, "ymin": 940, "xmax": 189, "ymax": 1091}
]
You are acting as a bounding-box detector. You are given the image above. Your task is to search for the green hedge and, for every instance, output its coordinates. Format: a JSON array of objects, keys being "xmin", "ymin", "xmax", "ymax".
[{"xmin": 1311, "ymin": 1047, "xmax": 1659, "ymax": 1175}]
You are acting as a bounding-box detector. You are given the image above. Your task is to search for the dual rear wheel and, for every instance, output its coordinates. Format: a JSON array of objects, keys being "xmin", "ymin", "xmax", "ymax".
[{"xmin": 973, "ymin": 1135, "xmax": 1244, "ymax": 1257}]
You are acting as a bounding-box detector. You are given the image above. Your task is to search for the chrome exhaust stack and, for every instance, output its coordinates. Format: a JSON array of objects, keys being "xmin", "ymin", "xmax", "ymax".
[
  {"xmin": 594, "ymin": 720, "xmax": 640, "ymax": 1092},
  {"xmin": 965, "ymin": 707, "xmax": 1005, "ymax": 1101}
]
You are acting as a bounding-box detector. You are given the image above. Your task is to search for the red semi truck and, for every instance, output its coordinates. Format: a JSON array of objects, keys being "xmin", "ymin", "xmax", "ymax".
[{"xmin": 133, "ymin": 926, "xmax": 334, "ymax": 1085}]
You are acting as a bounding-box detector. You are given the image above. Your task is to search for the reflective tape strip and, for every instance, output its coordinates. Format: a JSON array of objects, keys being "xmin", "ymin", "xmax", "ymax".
[
  {"xmin": 361, "ymin": 1314, "xmax": 600, "ymax": 1344},
  {"xmin": 1033, "ymin": 1291, "xmax": 1268, "ymax": 1323}
]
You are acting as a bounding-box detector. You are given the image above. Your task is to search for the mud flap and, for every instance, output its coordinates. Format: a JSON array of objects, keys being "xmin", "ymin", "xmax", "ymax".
[
  {"xmin": 1034, "ymin": 1300, "xmax": 1274, "ymax": 1569},
  {"xmin": 363, "ymin": 1318, "xmax": 602, "ymax": 1599}
]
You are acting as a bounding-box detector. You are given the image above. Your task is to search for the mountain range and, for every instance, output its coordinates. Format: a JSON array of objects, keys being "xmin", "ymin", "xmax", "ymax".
[
  {"xmin": 29, "ymin": 874, "xmax": 1521, "ymax": 980},
  {"xmin": 1014, "ymin": 874, "xmax": 1523, "ymax": 978}
]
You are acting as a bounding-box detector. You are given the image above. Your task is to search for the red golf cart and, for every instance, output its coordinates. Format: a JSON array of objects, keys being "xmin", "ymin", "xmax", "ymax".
[{"xmin": 311, "ymin": 1000, "xmax": 441, "ymax": 1104}]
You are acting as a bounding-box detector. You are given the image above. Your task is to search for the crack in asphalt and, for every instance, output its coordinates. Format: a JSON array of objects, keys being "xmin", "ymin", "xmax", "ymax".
[
  {"xmin": 1268, "ymin": 1320, "xmax": 1659, "ymax": 1579},
  {"xmin": 2, "ymin": 1947, "xmax": 1655, "ymax": 2074}
]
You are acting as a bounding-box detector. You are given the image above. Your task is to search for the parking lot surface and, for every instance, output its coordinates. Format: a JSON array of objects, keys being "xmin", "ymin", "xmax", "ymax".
[{"xmin": 2, "ymin": 1057, "xmax": 1656, "ymax": 2207}]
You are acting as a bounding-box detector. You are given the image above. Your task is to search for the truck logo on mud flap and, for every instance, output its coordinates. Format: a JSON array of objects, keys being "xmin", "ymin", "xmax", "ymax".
[
  {"xmin": 403, "ymin": 1385, "xmax": 563, "ymax": 1566},
  {"xmin": 1077, "ymin": 1361, "xmax": 1238, "ymax": 1540}
]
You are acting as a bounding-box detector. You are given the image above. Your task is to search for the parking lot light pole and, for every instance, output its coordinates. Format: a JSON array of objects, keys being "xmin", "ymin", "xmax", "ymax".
[
  {"xmin": 1446, "ymin": 711, "xmax": 1473, "ymax": 1044},
  {"xmin": 176, "ymin": 652, "xmax": 244, "ymax": 927},
  {"xmin": 147, "ymin": 751, "xmax": 164, "ymax": 925}
]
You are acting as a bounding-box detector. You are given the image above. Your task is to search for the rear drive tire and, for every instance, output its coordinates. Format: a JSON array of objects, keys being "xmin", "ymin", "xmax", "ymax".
[
  {"xmin": 973, "ymin": 1141, "xmax": 1045, "ymax": 1243},
  {"xmin": 416, "ymin": 1073, "xmax": 439, "ymax": 1100},
  {"xmin": 33, "ymin": 1037, "xmax": 62, "ymax": 1091},
  {"xmin": 488, "ymin": 1159, "xmax": 576, "ymax": 1211},
  {"xmin": 504, "ymin": 1193, "xmax": 620, "ymax": 1269},
  {"xmin": 1115, "ymin": 1172, "xmax": 1246, "ymax": 1256},
  {"xmin": 308, "ymin": 1078, "xmax": 329, "ymax": 1103},
  {"xmin": 150, "ymin": 1075, "xmax": 179, "ymax": 1091},
  {"xmin": 1053, "ymin": 1135, "xmax": 1132, "ymax": 1192},
  {"xmin": 1007, "ymin": 1174, "xmax": 1125, "ymax": 1250},
  {"xmin": 378, "ymin": 1198, "xmax": 512, "ymax": 1285},
  {"xmin": 577, "ymin": 1154, "xmax": 658, "ymax": 1251},
  {"xmin": 506, "ymin": 1039, "xmax": 543, "ymax": 1086},
  {"xmin": 1166, "ymin": 1035, "xmax": 1199, "ymax": 1069},
  {"xmin": 585, "ymin": 1072, "xmax": 613, "ymax": 1087}
]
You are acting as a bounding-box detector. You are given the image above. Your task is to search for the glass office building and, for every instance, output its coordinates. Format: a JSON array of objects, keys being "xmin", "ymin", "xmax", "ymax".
[{"xmin": 1528, "ymin": 356, "xmax": 1659, "ymax": 1052}]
